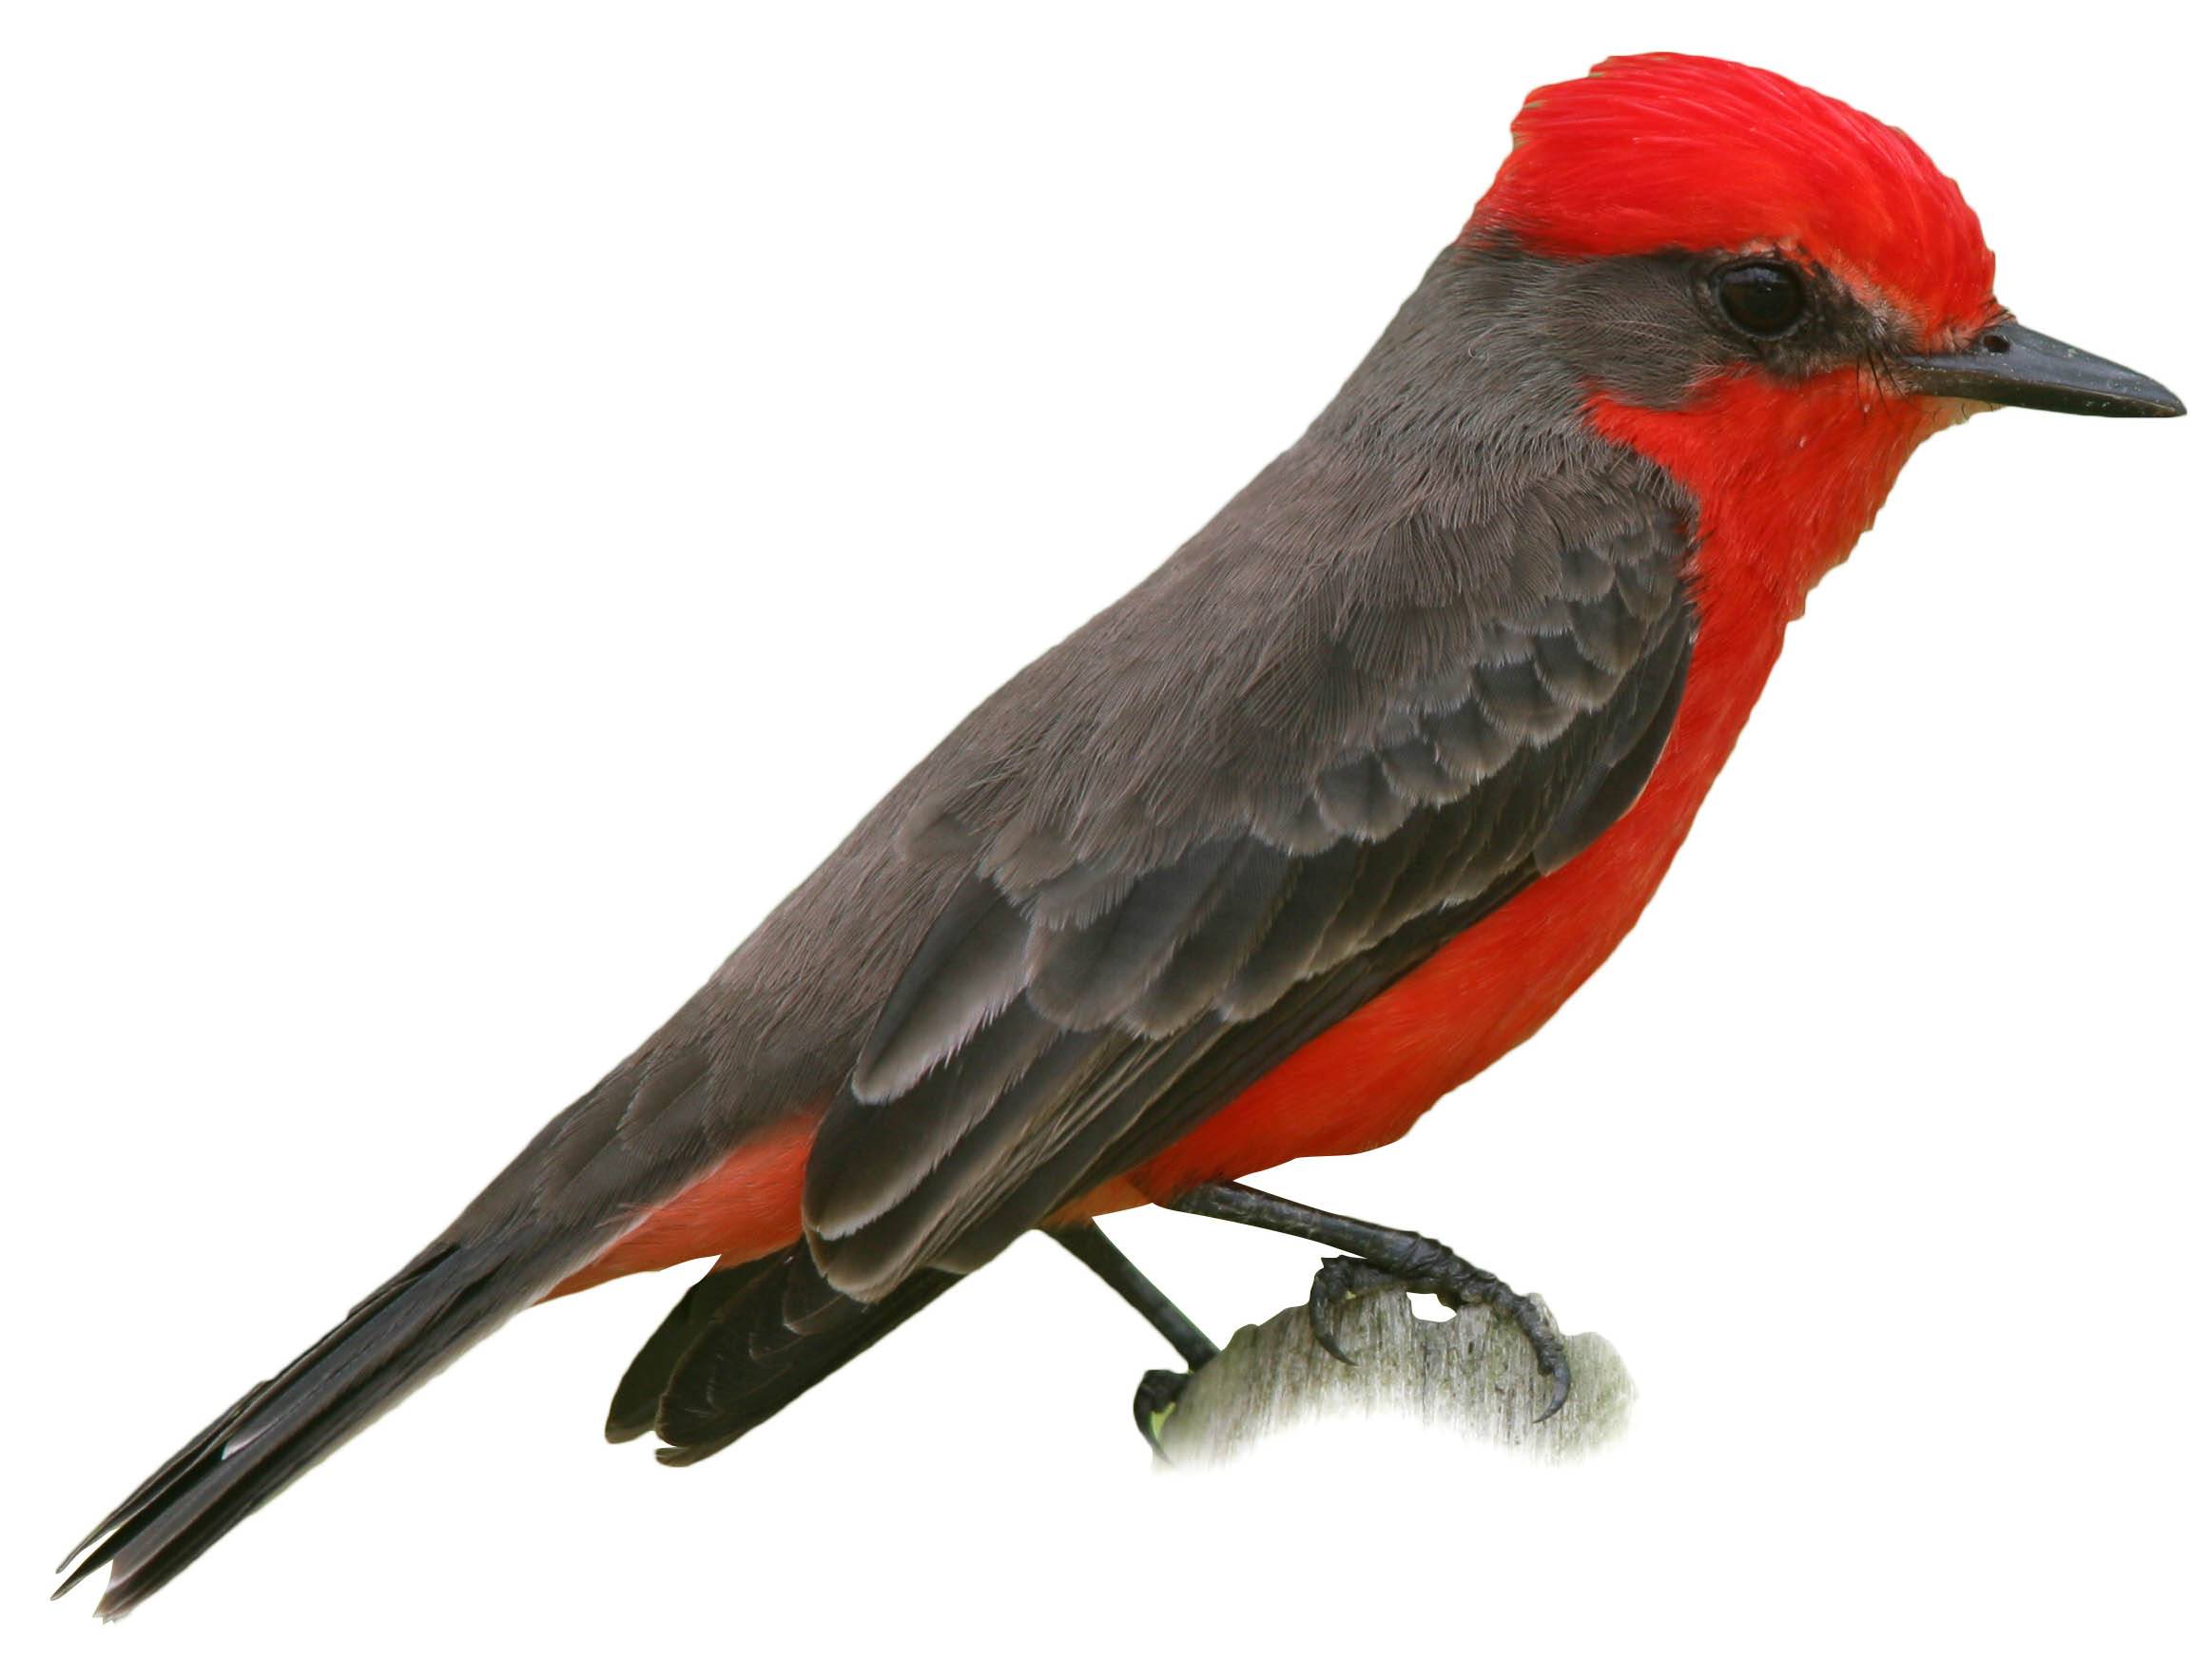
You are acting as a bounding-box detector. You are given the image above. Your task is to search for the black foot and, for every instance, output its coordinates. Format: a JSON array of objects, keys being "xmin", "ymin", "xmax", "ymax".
[
  {"xmin": 1305, "ymin": 1249, "xmax": 1571, "ymax": 1420},
  {"xmin": 1169, "ymin": 1182, "xmax": 1573, "ymax": 1423},
  {"xmin": 1134, "ymin": 1367, "xmax": 1191, "ymax": 1454}
]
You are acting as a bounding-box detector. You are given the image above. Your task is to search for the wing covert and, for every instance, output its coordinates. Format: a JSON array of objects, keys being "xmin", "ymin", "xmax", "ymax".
[{"xmin": 806, "ymin": 503, "xmax": 1697, "ymax": 1300}]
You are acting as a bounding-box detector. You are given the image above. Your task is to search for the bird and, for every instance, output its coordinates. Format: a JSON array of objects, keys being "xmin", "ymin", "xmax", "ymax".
[{"xmin": 57, "ymin": 51, "xmax": 2183, "ymax": 1618}]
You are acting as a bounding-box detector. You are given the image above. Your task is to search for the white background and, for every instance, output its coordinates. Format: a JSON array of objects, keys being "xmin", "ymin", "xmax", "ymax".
[{"xmin": 6, "ymin": 4, "xmax": 2204, "ymax": 1654}]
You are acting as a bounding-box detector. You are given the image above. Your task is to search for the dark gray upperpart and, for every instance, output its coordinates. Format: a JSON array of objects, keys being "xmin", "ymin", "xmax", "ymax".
[
  {"xmin": 450, "ymin": 241, "xmax": 1721, "ymax": 1260},
  {"xmin": 69, "ymin": 237, "xmax": 1768, "ymax": 1611}
]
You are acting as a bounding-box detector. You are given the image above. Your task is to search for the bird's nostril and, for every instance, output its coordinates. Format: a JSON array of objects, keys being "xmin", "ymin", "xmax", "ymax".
[{"xmin": 1983, "ymin": 332, "xmax": 2012, "ymax": 354}]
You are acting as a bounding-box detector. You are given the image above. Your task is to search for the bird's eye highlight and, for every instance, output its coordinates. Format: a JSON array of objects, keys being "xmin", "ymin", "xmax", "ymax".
[{"xmin": 1713, "ymin": 260, "xmax": 1806, "ymax": 338}]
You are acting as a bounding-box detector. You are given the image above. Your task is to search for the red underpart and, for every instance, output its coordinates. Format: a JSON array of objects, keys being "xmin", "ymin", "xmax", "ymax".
[
  {"xmin": 546, "ymin": 1110, "xmax": 816, "ymax": 1298},
  {"xmin": 1109, "ymin": 371, "xmax": 1950, "ymax": 1201},
  {"xmin": 549, "ymin": 364, "xmax": 1954, "ymax": 1299}
]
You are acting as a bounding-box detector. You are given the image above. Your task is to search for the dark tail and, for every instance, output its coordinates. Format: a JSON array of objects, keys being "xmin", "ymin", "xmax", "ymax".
[
  {"xmin": 609, "ymin": 1244, "xmax": 960, "ymax": 1465},
  {"xmin": 56, "ymin": 1222, "xmax": 592, "ymax": 1618}
]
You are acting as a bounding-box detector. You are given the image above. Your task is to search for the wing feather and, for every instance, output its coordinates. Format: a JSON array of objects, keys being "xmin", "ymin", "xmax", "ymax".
[{"xmin": 805, "ymin": 505, "xmax": 1697, "ymax": 1301}]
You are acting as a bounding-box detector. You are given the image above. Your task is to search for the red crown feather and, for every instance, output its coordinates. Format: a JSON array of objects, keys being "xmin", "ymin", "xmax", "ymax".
[{"xmin": 1469, "ymin": 54, "xmax": 1997, "ymax": 340}]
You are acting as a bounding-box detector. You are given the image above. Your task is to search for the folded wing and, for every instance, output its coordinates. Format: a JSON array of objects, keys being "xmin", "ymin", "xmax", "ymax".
[{"xmin": 804, "ymin": 504, "xmax": 1696, "ymax": 1300}]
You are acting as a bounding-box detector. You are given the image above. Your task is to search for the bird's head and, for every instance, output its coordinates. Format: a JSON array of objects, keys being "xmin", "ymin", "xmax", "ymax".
[{"xmin": 1461, "ymin": 54, "xmax": 2183, "ymax": 608}]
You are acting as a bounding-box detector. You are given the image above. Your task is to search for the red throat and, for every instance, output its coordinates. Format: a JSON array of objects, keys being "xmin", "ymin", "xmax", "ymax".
[{"xmin": 1598, "ymin": 370, "xmax": 1948, "ymax": 625}]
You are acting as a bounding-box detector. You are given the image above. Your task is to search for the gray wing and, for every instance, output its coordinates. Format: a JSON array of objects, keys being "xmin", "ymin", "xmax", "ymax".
[{"xmin": 803, "ymin": 501, "xmax": 1695, "ymax": 1300}]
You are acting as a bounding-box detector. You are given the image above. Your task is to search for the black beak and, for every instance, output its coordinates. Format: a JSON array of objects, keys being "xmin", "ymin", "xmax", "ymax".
[{"xmin": 1898, "ymin": 322, "xmax": 2184, "ymax": 417}]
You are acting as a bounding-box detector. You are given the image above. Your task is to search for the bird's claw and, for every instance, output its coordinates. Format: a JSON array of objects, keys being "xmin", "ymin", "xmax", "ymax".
[
  {"xmin": 1303, "ymin": 1248, "xmax": 1573, "ymax": 1421},
  {"xmin": 1306, "ymin": 1256, "xmax": 1406, "ymax": 1363},
  {"xmin": 1468, "ymin": 1274, "xmax": 1572, "ymax": 1423}
]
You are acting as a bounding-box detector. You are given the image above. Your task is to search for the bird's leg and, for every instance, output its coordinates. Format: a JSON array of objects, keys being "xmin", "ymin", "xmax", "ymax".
[
  {"xmin": 1167, "ymin": 1180, "xmax": 1571, "ymax": 1420},
  {"xmin": 1051, "ymin": 1220, "xmax": 1219, "ymax": 1450},
  {"xmin": 1054, "ymin": 1221, "xmax": 1220, "ymax": 1367}
]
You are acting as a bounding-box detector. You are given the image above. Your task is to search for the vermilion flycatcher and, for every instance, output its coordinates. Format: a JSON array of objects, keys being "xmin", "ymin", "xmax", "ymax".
[{"xmin": 60, "ymin": 52, "xmax": 2183, "ymax": 1616}]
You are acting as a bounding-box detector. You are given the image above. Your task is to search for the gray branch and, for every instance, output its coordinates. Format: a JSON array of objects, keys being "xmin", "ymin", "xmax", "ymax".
[{"xmin": 1152, "ymin": 1287, "xmax": 1634, "ymax": 1465}]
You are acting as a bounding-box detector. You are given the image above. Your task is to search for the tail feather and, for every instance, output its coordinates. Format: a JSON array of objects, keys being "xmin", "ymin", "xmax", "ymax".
[
  {"xmin": 57, "ymin": 1226, "xmax": 589, "ymax": 1619},
  {"xmin": 609, "ymin": 1244, "xmax": 960, "ymax": 1465}
]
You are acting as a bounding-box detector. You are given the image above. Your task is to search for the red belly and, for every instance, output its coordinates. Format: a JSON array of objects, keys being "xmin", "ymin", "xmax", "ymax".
[
  {"xmin": 550, "ymin": 612, "xmax": 1785, "ymax": 1299},
  {"xmin": 1114, "ymin": 599, "xmax": 1783, "ymax": 1202}
]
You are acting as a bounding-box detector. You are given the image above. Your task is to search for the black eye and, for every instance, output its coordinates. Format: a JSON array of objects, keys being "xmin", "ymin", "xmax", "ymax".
[{"xmin": 1713, "ymin": 260, "xmax": 1806, "ymax": 338}]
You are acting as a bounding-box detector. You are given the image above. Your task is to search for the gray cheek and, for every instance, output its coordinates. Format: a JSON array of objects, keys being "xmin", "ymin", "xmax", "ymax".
[{"xmin": 1543, "ymin": 258, "xmax": 1734, "ymax": 409}]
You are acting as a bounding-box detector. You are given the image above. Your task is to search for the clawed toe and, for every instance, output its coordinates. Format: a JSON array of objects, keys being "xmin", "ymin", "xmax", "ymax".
[
  {"xmin": 1164, "ymin": 1186, "xmax": 1576, "ymax": 1426},
  {"xmin": 1303, "ymin": 1249, "xmax": 1572, "ymax": 1420},
  {"xmin": 1305, "ymin": 1256, "xmax": 1404, "ymax": 1363},
  {"xmin": 1445, "ymin": 1267, "xmax": 1571, "ymax": 1421}
]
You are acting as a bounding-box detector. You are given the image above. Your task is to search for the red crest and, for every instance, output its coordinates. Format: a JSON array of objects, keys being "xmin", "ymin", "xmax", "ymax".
[{"xmin": 1471, "ymin": 54, "xmax": 1998, "ymax": 341}]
